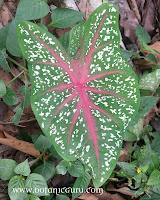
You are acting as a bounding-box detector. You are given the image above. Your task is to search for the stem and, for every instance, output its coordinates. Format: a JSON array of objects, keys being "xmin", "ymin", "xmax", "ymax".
[
  {"xmin": 6, "ymin": 70, "xmax": 24, "ymax": 86},
  {"xmin": 40, "ymin": 18, "xmax": 43, "ymax": 25},
  {"xmin": 24, "ymin": 71, "xmax": 28, "ymax": 84},
  {"xmin": 103, "ymin": 0, "xmax": 108, "ymax": 3},
  {"xmin": 30, "ymin": 151, "xmax": 46, "ymax": 167},
  {"xmin": 108, "ymin": 178, "xmax": 119, "ymax": 181},
  {"xmin": 128, "ymin": 50, "xmax": 141, "ymax": 62},
  {"xmin": 23, "ymin": 57, "xmax": 26, "ymax": 68},
  {"xmin": 144, "ymin": 121, "xmax": 152, "ymax": 143},
  {"xmin": 129, "ymin": 153, "xmax": 132, "ymax": 163},
  {"xmin": 43, "ymin": 153, "xmax": 46, "ymax": 166},
  {"xmin": 7, "ymin": 56, "xmax": 28, "ymax": 72}
]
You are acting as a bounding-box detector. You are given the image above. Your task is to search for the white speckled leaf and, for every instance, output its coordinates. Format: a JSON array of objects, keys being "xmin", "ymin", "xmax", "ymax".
[
  {"xmin": 68, "ymin": 21, "xmax": 85, "ymax": 58},
  {"xmin": 59, "ymin": 21, "xmax": 85, "ymax": 58},
  {"xmin": 16, "ymin": 3, "xmax": 140, "ymax": 188}
]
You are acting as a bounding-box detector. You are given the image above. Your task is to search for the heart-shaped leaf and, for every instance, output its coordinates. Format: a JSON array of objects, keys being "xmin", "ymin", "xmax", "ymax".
[
  {"xmin": 0, "ymin": 80, "xmax": 6, "ymax": 97},
  {"xmin": 25, "ymin": 173, "xmax": 49, "ymax": 196},
  {"xmin": 0, "ymin": 159, "xmax": 17, "ymax": 180},
  {"xmin": 8, "ymin": 176, "xmax": 26, "ymax": 200},
  {"xmin": 56, "ymin": 160, "xmax": 68, "ymax": 175},
  {"xmin": 15, "ymin": 0, "xmax": 50, "ymax": 21},
  {"xmin": 0, "ymin": 23, "xmax": 10, "ymax": 50},
  {"xmin": 2, "ymin": 87, "xmax": 19, "ymax": 106},
  {"xmin": 17, "ymin": 3, "xmax": 140, "ymax": 187},
  {"xmin": 72, "ymin": 171, "xmax": 90, "ymax": 199},
  {"xmin": 33, "ymin": 160, "xmax": 55, "ymax": 181},
  {"xmin": 14, "ymin": 159, "xmax": 31, "ymax": 176},
  {"xmin": 0, "ymin": 49, "xmax": 10, "ymax": 72},
  {"xmin": 49, "ymin": 8, "xmax": 85, "ymax": 28},
  {"xmin": 147, "ymin": 169, "xmax": 160, "ymax": 186}
]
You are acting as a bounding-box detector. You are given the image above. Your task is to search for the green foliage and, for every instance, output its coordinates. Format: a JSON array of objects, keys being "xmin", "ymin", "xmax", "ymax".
[
  {"xmin": 124, "ymin": 96, "xmax": 159, "ymax": 141},
  {"xmin": 0, "ymin": 49, "xmax": 10, "ymax": 71},
  {"xmin": 18, "ymin": 81, "xmax": 30, "ymax": 107},
  {"xmin": 68, "ymin": 160, "xmax": 84, "ymax": 177},
  {"xmin": 147, "ymin": 170, "xmax": 160, "ymax": 186},
  {"xmin": 11, "ymin": 105, "xmax": 23, "ymax": 124},
  {"xmin": 31, "ymin": 133, "xmax": 42, "ymax": 144},
  {"xmin": 136, "ymin": 25, "xmax": 151, "ymax": 45},
  {"xmin": 56, "ymin": 195, "xmax": 70, "ymax": 200},
  {"xmin": 137, "ymin": 145, "xmax": 159, "ymax": 175},
  {"xmin": 5, "ymin": 0, "xmax": 50, "ymax": 57},
  {"xmin": 117, "ymin": 137, "xmax": 160, "ymax": 198},
  {"xmin": 151, "ymin": 132, "xmax": 160, "ymax": 159},
  {"xmin": 124, "ymin": 118, "xmax": 143, "ymax": 141},
  {"xmin": 37, "ymin": 23, "xmax": 48, "ymax": 31},
  {"xmin": 25, "ymin": 173, "xmax": 49, "ymax": 196},
  {"xmin": 18, "ymin": 130, "xmax": 33, "ymax": 143},
  {"xmin": 0, "ymin": 159, "xmax": 17, "ymax": 180},
  {"xmin": 139, "ymin": 96, "xmax": 159, "ymax": 117},
  {"xmin": 15, "ymin": 0, "xmax": 50, "ymax": 21},
  {"xmin": 124, "ymin": 130, "xmax": 138, "ymax": 141},
  {"xmin": 117, "ymin": 162, "xmax": 137, "ymax": 178},
  {"xmin": 6, "ymin": 19, "xmax": 23, "ymax": 57},
  {"xmin": 11, "ymin": 81, "xmax": 30, "ymax": 125},
  {"xmin": 56, "ymin": 160, "xmax": 68, "ymax": 175},
  {"xmin": 33, "ymin": 160, "xmax": 55, "ymax": 181},
  {"xmin": 0, "ymin": 80, "xmax": 6, "ymax": 96},
  {"xmin": 34, "ymin": 135, "xmax": 52, "ymax": 151},
  {"xmin": 139, "ymin": 69, "xmax": 160, "ymax": 94},
  {"xmin": 14, "ymin": 159, "xmax": 31, "ymax": 176},
  {"xmin": 29, "ymin": 194, "xmax": 41, "ymax": 200},
  {"xmin": 2, "ymin": 87, "xmax": 19, "ymax": 106},
  {"xmin": 49, "ymin": 8, "xmax": 85, "ymax": 28},
  {"xmin": 8, "ymin": 176, "xmax": 26, "ymax": 200},
  {"xmin": 48, "ymin": 145, "xmax": 62, "ymax": 159},
  {"xmin": 59, "ymin": 21, "xmax": 85, "ymax": 57},
  {"xmin": 132, "ymin": 25, "xmax": 159, "ymax": 69},
  {"xmin": 121, "ymin": 49, "xmax": 133, "ymax": 60},
  {"xmin": 143, "ymin": 53, "xmax": 157, "ymax": 64},
  {"xmin": 72, "ymin": 171, "xmax": 90, "ymax": 199},
  {"xmin": 0, "ymin": 23, "xmax": 10, "ymax": 49},
  {"xmin": 55, "ymin": 159, "xmax": 90, "ymax": 198},
  {"xmin": 1, "ymin": 153, "xmax": 52, "ymax": 199},
  {"xmin": 141, "ymin": 43, "xmax": 159, "ymax": 54},
  {"xmin": 140, "ymin": 192, "xmax": 160, "ymax": 200}
]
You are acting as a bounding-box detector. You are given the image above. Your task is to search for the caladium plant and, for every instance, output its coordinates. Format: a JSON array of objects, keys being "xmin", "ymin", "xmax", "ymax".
[{"xmin": 16, "ymin": 3, "xmax": 140, "ymax": 188}]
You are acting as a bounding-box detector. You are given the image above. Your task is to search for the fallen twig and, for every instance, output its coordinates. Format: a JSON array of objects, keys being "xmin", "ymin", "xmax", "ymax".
[
  {"xmin": 128, "ymin": 0, "xmax": 141, "ymax": 23},
  {"xmin": 0, "ymin": 118, "xmax": 37, "ymax": 125}
]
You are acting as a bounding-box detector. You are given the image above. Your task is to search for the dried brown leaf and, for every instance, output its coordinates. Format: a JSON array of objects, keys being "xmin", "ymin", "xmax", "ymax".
[
  {"xmin": 142, "ymin": 0, "xmax": 156, "ymax": 35},
  {"xmin": 78, "ymin": 193, "xmax": 98, "ymax": 200},
  {"xmin": 94, "ymin": 190, "xmax": 120, "ymax": 200},
  {"xmin": 0, "ymin": 1, "xmax": 12, "ymax": 25},
  {"xmin": 106, "ymin": 186, "xmax": 133, "ymax": 196},
  {"xmin": 112, "ymin": 0, "xmax": 139, "ymax": 43},
  {"xmin": 76, "ymin": 0, "xmax": 102, "ymax": 20},
  {"xmin": 0, "ymin": 131, "xmax": 40, "ymax": 157}
]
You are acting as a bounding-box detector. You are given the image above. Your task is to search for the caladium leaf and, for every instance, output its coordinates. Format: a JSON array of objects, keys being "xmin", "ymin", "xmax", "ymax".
[
  {"xmin": 59, "ymin": 21, "xmax": 85, "ymax": 58},
  {"xmin": 16, "ymin": 3, "xmax": 140, "ymax": 188}
]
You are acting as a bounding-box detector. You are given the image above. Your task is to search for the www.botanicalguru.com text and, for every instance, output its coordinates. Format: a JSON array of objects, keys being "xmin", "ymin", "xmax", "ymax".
[{"xmin": 12, "ymin": 187, "xmax": 103, "ymax": 196}]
